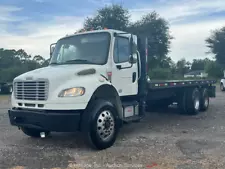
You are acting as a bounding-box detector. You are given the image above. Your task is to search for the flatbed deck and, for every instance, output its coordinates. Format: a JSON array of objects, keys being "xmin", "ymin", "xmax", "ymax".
[{"xmin": 149, "ymin": 79, "xmax": 217, "ymax": 89}]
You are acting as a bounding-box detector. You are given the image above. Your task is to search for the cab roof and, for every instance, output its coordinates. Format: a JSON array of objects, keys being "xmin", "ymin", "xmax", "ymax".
[{"xmin": 59, "ymin": 29, "xmax": 129, "ymax": 40}]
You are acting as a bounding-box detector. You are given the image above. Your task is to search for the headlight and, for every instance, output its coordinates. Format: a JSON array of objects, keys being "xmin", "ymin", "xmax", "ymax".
[{"xmin": 58, "ymin": 87, "xmax": 85, "ymax": 97}]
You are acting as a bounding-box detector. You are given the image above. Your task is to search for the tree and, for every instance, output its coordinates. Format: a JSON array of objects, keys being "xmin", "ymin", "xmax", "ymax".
[
  {"xmin": 176, "ymin": 58, "xmax": 190, "ymax": 76},
  {"xmin": 206, "ymin": 26, "xmax": 225, "ymax": 67},
  {"xmin": 128, "ymin": 12, "xmax": 173, "ymax": 65},
  {"xmin": 0, "ymin": 48, "xmax": 46, "ymax": 83},
  {"xmin": 83, "ymin": 5, "xmax": 173, "ymax": 70},
  {"xmin": 204, "ymin": 60, "xmax": 223, "ymax": 78},
  {"xmin": 83, "ymin": 4, "xmax": 130, "ymax": 30},
  {"xmin": 16, "ymin": 49, "xmax": 31, "ymax": 62},
  {"xmin": 33, "ymin": 55, "xmax": 45, "ymax": 65},
  {"xmin": 191, "ymin": 58, "xmax": 210, "ymax": 71}
]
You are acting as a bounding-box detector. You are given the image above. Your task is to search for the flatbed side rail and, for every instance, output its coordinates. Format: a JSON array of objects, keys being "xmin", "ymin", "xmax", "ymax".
[{"xmin": 148, "ymin": 79, "xmax": 217, "ymax": 89}]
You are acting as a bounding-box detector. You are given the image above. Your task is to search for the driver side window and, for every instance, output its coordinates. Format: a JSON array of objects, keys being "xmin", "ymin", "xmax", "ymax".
[{"xmin": 113, "ymin": 37, "xmax": 130, "ymax": 63}]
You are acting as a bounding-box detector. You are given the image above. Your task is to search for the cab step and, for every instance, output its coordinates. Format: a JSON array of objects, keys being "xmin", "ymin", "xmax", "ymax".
[{"xmin": 121, "ymin": 101, "xmax": 141, "ymax": 123}]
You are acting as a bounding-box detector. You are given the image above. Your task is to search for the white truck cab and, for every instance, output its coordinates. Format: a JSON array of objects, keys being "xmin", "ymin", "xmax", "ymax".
[{"xmin": 8, "ymin": 29, "xmax": 147, "ymax": 150}]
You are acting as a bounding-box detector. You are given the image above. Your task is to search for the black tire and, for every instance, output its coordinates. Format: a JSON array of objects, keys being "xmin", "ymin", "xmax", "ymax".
[
  {"xmin": 178, "ymin": 88, "xmax": 200, "ymax": 115},
  {"xmin": 21, "ymin": 127, "xmax": 50, "ymax": 138},
  {"xmin": 220, "ymin": 83, "xmax": 225, "ymax": 91},
  {"xmin": 199, "ymin": 88, "xmax": 209, "ymax": 111},
  {"xmin": 81, "ymin": 99, "xmax": 120, "ymax": 150}
]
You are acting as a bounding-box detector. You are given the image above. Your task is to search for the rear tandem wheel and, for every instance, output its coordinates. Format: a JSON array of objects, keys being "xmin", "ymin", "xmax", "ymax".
[{"xmin": 178, "ymin": 87, "xmax": 201, "ymax": 115}]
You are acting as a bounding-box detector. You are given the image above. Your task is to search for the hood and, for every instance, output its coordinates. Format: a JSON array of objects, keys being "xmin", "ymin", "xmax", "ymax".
[{"xmin": 14, "ymin": 64, "xmax": 105, "ymax": 82}]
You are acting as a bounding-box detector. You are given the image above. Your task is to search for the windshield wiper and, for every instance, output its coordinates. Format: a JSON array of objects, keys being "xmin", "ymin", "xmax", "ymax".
[{"xmin": 65, "ymin": 59, "xmax": 95, "ymax": 64}]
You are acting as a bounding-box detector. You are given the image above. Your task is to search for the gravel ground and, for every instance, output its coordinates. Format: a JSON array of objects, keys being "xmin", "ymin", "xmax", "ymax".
[{"xmin": 0, "ymin": 87, "xmax": 225, "ymax": 169}]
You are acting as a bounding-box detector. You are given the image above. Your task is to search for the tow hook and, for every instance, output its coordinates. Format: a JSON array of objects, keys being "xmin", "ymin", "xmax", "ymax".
[{"xmin": 40, "ymin": 132, "xmax": 46, "ymax": 138}]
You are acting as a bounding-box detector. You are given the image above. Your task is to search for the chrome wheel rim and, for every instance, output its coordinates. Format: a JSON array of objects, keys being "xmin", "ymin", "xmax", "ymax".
[
  {"xmin": 204, "ymin": 97, "xmax": 209, "ymax": 107},
  {"xmin": 97, "ymin": 110, "xmax": 115, "ymax": 141},
  {"xmin": 194, "ymin": 98, "xmax": 200, "ymax": 110}
]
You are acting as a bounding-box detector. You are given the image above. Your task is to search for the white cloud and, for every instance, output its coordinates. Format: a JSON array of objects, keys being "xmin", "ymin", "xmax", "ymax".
[
  {"xmin": 130, "ymin": 0, "xmax": 225, "ymax": 22},
  {"xmin": 0, "ymin": 15, "xmax": 84, "ymax": 57},
  {"xmin": 129, "ymin": 0, "xmax": 225, "ymax": 61},
  {"xmin": 0, "ymin": 5, "xmax": 27, "ymax": 22},
  {"xmin": 169, "ymin": 19, "xmax": 225, "ymax": 61}
]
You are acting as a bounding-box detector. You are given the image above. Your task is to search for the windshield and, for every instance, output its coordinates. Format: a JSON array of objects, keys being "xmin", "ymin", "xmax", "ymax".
[{"xmin": 50, "ymin": 32, "xmax": 111, "ymax": 65}]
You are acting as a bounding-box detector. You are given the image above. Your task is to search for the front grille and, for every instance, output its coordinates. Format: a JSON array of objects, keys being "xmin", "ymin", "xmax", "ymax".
[{"xmin": 14, "ymin": 80, "xmax": 49, "ymax": 101}]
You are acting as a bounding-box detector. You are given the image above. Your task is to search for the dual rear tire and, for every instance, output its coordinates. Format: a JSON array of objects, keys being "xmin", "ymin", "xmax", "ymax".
[{"xmin": 178, "ymin": 87, "xmax": 209, "ymax": 115}]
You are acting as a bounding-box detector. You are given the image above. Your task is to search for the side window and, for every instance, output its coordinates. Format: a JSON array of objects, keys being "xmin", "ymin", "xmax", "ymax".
[{"xmin": 114, "ymin": 37, "xmax": 130, "ymax": 63}]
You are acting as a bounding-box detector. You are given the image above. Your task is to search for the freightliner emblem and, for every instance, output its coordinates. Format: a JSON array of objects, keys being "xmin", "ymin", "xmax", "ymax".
[{"xmin": 25, "ymin": 76, "xmax": 33, "ymax": 80}]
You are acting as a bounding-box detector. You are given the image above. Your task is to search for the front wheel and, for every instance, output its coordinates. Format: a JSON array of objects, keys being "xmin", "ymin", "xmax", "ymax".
[{"xmin": 81, "ymin": 99, "xmax": 120, "ymax": 150}]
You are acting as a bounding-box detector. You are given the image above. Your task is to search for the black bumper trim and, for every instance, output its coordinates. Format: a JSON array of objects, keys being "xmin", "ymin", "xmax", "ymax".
[{"xmin": 8, "ymin": 109, "xmax": 82, "ymax": 132}]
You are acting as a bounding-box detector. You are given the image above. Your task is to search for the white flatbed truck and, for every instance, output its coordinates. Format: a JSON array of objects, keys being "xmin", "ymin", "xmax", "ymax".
[{"xmin": 8, "ymin": 29, "xmax": 216, "ymax": 150}]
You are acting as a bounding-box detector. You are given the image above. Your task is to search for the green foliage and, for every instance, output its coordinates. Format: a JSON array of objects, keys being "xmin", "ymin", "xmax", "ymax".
[
  {"xmin": 204, "ymin": 60, "xmax": 223, "ymax": 78},
  {"xmin": 175, "ymin": 58, "xmax": 191, "ymax": 76},
  {"xmin": 83, "ymin": 5, "xmax": 173, "ymax": 69},
  {"xmin": 148, "ymin": 67, "xmax": 172, "ymax": 80},
  {"xmin": 206, "ymin": 26, "xmax": 225, "ymax": 67},
  {"xmin": 128, "ymin": 12, "xmax": 173, "ymax": 64},
  {"xmin": 191, "ymin": 58, "xmax": 210, "ymax": 71},
  {"xmin": 0, "ymin": 48, "xmax": 48, "ymax": 83},
  {"xmin": 84, "ymin": 4, "xmax": 130, "ymax": 31}
]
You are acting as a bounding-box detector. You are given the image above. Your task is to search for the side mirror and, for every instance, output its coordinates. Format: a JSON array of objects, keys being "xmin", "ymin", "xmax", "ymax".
[
  {"xmin": 129, "ymin": 35, "xmax": 133, "ymax": 56},
  {"xmin": 129, "ymin": 55, "xmax": 137, "ymax": 64},
  {"xmin": 50, "ymin": 43, "xmax": 56, "ymax": 57},
  {"xmin": 129, "ymin": 35, "xmax": 137, "ymax": 64}
]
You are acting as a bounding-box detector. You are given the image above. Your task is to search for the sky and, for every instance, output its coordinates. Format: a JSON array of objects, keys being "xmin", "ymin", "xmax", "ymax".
[{"xmin": 0, "ymin": 0, "xmax": 225, "ymax": 62}]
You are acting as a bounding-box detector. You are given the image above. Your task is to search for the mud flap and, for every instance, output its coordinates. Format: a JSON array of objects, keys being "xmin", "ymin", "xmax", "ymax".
[{"xmin": 208, "ymin": 85, "xmax": 216, "ymax": 98}]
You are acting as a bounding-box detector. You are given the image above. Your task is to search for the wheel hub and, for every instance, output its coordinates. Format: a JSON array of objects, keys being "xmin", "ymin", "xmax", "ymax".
[
  {"xmin": 104, "ymin": 119, "xmax": 111, "ymax": 129},
  {"xmin": 97, "ymin": 110, "xmax": 115, "ymax": 141}
]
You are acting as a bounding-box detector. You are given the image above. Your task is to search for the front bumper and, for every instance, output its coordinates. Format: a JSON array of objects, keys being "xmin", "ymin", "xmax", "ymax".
[{"xmin": 8, "ymin": 108, "xmax": 83, "ymax": 132}]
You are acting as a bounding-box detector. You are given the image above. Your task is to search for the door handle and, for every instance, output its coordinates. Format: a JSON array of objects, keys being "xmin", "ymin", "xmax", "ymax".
[
  {"xmin": 132, "ymin": 72, "xmax": 136, "ymax": 83},
  {"xmin": 116, "ymin": 65, "xmax": 122, "ymax": 69}
]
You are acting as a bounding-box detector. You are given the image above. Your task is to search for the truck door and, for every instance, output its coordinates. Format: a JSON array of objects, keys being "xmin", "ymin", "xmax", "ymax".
[{"xmin": 111, "ymin": 34, "xmax": 138, "ymax": 96}]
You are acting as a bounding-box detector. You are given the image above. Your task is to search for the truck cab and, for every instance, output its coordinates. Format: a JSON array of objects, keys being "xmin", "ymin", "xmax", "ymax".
[{"xmin": 8, "ymin": 29, "xmax": 147, "ymax": 150}]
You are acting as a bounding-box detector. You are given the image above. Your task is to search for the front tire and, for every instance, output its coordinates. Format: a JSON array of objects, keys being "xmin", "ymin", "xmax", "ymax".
[
  {"xmin": 21, "ymin": 127, "xmax": 50, "ymax": 138},
  {"xmin": 81, "ymin": 99, "xmax": 120, "ymax": 150}
]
